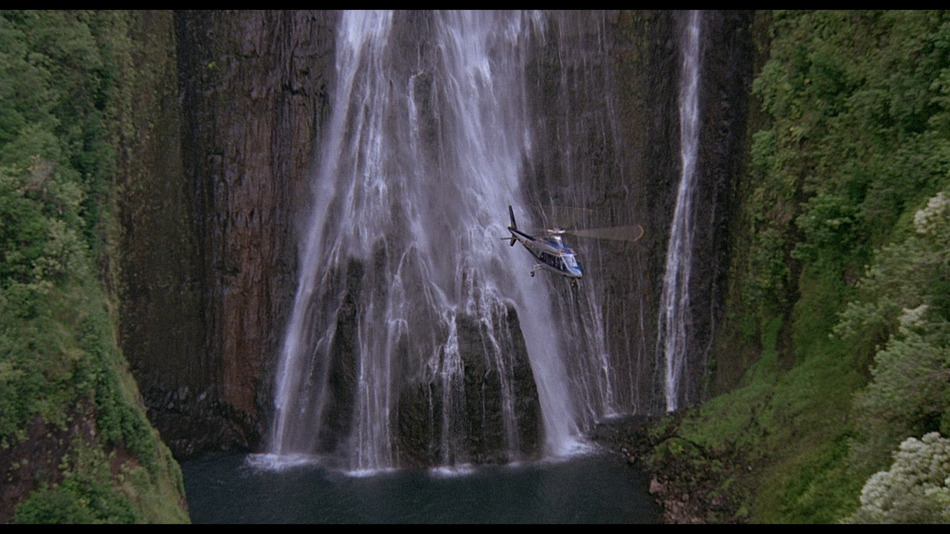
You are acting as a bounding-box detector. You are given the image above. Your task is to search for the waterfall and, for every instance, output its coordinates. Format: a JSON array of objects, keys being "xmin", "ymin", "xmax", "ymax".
[
  {"xmin": 266, "ymin": 11, "xmax": 585, "ymax": 472},
  {"xmin": 657, "ymin": 10, "xmax": 702, "ymax": 413}
]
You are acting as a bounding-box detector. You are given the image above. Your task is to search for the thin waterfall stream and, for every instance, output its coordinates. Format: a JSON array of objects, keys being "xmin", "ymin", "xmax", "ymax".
[{"xmin": 657, "ymin": 10, "xmax": 702, "ymax": 413}]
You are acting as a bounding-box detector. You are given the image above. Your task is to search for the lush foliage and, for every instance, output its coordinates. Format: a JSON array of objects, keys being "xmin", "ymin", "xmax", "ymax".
[
  {"xmin": 0, "ymin": 10, "xmax": 187, "ymax": 523},
  {"xmin": 836, "ymin": 189, "xmax": 950, "ymax": 473},
  {"xmin": 748, "ymin": 10, "xmax": 950, "ymax": 521},
  {"xmin": 646, "ymin": 10, "xmax": 950, "ymax": 523},
  {"xmin": 12, "ymin": 440, "xmax": 138, "ymax": 524},
  {"xmin": 845, "ymin": 432, "xmax": 950, "ymax": 524}
]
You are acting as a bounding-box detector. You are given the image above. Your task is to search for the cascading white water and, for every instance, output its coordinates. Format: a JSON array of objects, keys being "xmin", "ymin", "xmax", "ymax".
[
  {"xmin": 522, "ymin": 12, "xmax": 637, "ymax": 427},
  {"xmin": 266, "ymin": 10, "xmax": 586, "ymax": 472},
  {"xmin": 657, "ymin": 10, "xmax": 702, "ymax": 413}
]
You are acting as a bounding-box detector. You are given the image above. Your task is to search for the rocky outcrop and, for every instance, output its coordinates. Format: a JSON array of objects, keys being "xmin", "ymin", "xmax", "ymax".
[
  {"xmin": 394, "ymin": 303, "xmax": 542, "ymax": 467},
  {"xmin": 0, "ymin": 402, "xmax": 97, "ymax": 523},
  {"xmin": 591, "ymin": 414, "xmax": 749, "ymax": 524}
]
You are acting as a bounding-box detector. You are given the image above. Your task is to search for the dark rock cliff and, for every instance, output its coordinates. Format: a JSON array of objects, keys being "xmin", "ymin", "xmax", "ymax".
[
  {"xmin": 118, "ymin": 10, "xmax": 338, "ymax": 456},
  {"xmin": 523, "ymin": 11, "xmax": 753, "ymax": 413},
  {"xmin": 685, "ymin": 10, "xmax": 756, "ymax": 405},
  {"xmin": 118, "ymin": 10, "xmax": 753, "ymax": 457}
]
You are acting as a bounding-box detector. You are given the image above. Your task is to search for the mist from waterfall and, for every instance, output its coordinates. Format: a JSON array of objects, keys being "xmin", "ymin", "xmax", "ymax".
[
  {"xmin": 657, "ymin": 10, "xmax": 702, "ymax": 413},
  {"xmin": 264, "ymin": 11, "xmax": 588, "ymax": 472}
]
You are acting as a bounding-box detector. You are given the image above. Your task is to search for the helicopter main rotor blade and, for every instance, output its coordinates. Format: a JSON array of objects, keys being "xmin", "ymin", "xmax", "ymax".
[
  {"xmin": 564, "ymin": 225, "xmax": 645, "ymax": 242},
  {"xmin": 540, "ymin": 205, "xmax": 593, "ymax": 229}
]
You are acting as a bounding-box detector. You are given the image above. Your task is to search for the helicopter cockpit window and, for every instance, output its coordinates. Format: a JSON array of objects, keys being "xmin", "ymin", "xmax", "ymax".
[{"xmin": 563, "ymin": 254, "xmax": 578, "ymax": 269}]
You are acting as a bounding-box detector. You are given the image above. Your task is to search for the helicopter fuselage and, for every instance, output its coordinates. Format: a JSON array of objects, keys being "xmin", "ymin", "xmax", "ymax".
[{"xmin": 506, "ymin": 206, "xmax": 583, "ymax": 280}]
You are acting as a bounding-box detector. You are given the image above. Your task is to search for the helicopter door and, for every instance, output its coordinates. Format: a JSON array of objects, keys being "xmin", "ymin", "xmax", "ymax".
[{"xmin": 538, "ymin": 252, "xmax": 561, "ymax": 270}]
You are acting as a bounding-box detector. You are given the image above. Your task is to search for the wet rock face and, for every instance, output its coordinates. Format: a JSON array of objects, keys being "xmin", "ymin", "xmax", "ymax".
[
  {"xmin": 119, "ymin": 10, "xmax": 339, "ymax": 456},
  {"xmin": 279, "ymin": 249, "xmax": 542, "ymax": 468},
  {"xmin": 394, "ymin": 301, "xmax": 542, "ymax": 468},
  {"xmin": 687, "ymin": 10, "xmax": 756, "ymax": 404},
  {"xmin": 523, "ymin": 11, "xmax": 754, "ymax": 414},
  {"xmin": 121, "ymin": 10, "xmax": 752, "ymax": 458},
  {"xmin": 524, "ymin": 11, "xmax": 683, "ymax": 416},
  {"xmin": 176, "ymin": 10, "xmax": 338, "ymax": 454}
]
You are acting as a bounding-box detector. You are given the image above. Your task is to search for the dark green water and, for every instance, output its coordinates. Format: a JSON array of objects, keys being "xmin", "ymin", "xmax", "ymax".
[{"xmin": 181, "ymin": 450, "xmax": 660, "ymax": 524}]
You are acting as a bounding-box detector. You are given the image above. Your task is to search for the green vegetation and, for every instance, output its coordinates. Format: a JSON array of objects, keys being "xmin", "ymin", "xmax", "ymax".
[
  {"xmin": 844, "ymin": 432, "xmax": 950, "ymax": 523},
  {"xmin": 5, "ymin": 7, "xmax": 949, "ymax": 525},
  {"xmin": 0, "ymin": 10, "xmax": 188, "ymax": 523},
  {"xmin": 643, "ymin": 10, "xmax": 950, "ymax": 523}
]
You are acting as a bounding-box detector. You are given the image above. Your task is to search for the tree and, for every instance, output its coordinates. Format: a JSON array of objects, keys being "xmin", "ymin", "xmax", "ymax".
[
  {"xmin": 845, "ymin": 432, "xmax": 950, "ymax": 524},
  {"xmin": 837, "ymin": 189, "xmax": 950, "ymax": 470}
]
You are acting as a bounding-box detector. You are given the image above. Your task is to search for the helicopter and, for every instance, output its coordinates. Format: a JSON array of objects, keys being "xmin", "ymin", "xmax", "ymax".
[{"xmin": 504, "ymin": 204, "xmax": 644, "ymax": 285}]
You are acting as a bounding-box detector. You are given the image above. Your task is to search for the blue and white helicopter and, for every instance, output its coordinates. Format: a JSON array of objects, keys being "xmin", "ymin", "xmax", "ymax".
[{"xmin": 505, "ymin": 205, "xmax": 644, "ymax": 285}]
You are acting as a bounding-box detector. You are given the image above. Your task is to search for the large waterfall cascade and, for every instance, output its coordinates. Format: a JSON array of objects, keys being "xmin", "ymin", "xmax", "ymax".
[
  {"xmin": 657, "ymin": 10, "xmax": 702, "ymax": 413},
  {"xmin": 252, "ymin": 9, "xmax": 715, "ymax": 472},
  {"xmin": 264, "ymin": 11, "xmax": 597, "ymax": 472}
]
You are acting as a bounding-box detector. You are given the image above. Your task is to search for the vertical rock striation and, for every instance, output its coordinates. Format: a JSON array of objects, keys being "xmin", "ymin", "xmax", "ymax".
[
  {"xmin": 118, "ymin": 10, "xmax": 754, "ymax": 458},
  {"xmin": 521, "ymin": 10, "xmax": 753, "ymax": 415},
  {"xmin": 524, "ymin": 11, "xmax": 682, "ymax": 416},
  {"xmin": 687, "ymin": 10, "xmax": 756, "ymax": 403},
  {"xmin": 119, "ymin": 10, "xmax": 338, "ymax": 455}
]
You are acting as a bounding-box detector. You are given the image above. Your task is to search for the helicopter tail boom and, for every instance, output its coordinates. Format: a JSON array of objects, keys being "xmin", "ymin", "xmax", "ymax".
[{"xmin": 507, "ymin": 205, "xmax": 517, "ymax": 246}]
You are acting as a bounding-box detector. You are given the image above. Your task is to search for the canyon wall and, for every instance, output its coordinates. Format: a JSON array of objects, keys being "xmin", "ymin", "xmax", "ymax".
[
  {"xmin": 118, "ymin": 10, "xmax": 754, "ymax": 457},
  {"xmin": 523, "ymin": 11, "xmax": 754, "ymax": 413}
]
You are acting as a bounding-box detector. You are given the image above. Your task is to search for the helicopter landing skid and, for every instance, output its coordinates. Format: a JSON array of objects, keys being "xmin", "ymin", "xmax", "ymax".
[{"xmin": 529, "ymin": 264, "xmax": 579, "ymax": 288}]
